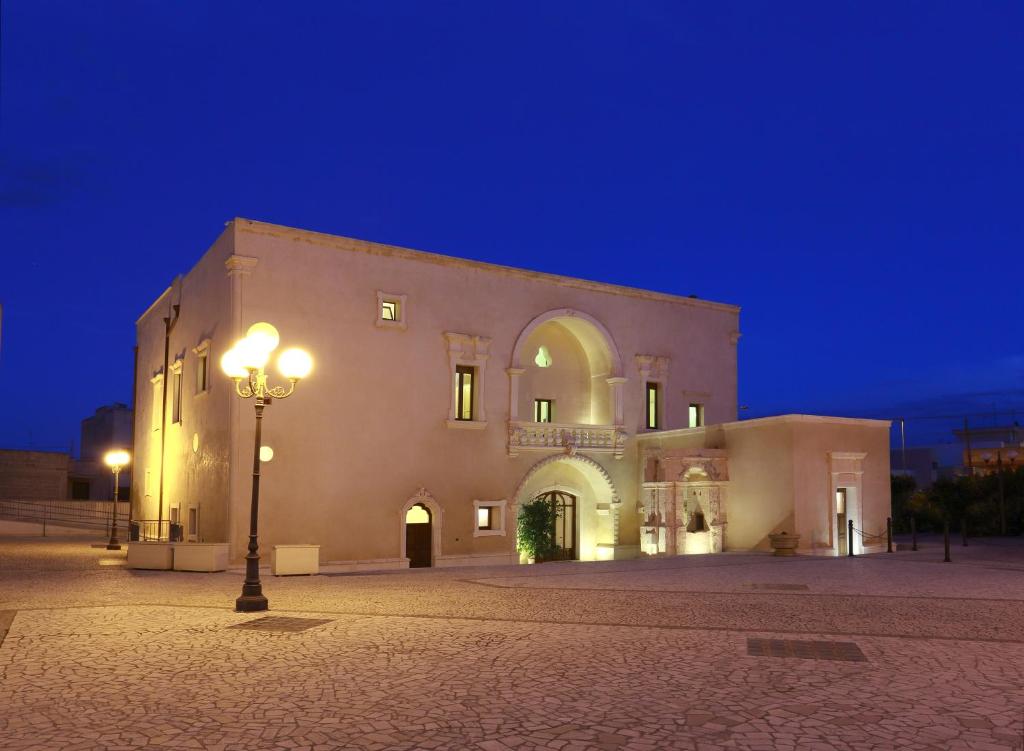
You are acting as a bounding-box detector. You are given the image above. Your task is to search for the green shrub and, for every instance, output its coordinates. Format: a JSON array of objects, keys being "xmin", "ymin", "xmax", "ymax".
[{"xmin": 517, "ymin": 498, "xmax": 557, "ymax": 561}]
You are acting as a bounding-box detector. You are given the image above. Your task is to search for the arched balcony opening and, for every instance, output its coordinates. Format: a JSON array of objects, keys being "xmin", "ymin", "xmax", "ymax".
[{"xmin": 507, "ymin": 309, "xmax": 627, "ymax": 458}]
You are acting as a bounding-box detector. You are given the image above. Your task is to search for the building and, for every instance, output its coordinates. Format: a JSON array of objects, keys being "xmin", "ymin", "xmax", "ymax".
[
  {"xmin": 889, "ymin": 446, "xmax": 939, "ymax": 489},
  {"xmin": 131, "ymin": 219, "xmax": 891, "ymax": 566},
  {"xmin": 69, "ymin": 403, "xmax": 133, "ymax": 500},
  {"xmin": 0, "ymin": 449, "xmax": 70, "ymax": 501},
  {"xmin": 955, "ymin": 423, "xmax": 1023, "ymax": 476}
]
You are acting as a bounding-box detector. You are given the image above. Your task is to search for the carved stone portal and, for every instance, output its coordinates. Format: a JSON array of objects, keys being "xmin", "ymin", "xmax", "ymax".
[{"xmin": 639, "ymin": 449, "xmax": 728, "ymax": 556}]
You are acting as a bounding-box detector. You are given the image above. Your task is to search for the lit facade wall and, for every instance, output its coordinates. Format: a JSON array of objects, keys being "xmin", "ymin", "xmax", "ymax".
[{"xmin": 133, "ymin": 218, "xmax": 741, "ymax": 564}]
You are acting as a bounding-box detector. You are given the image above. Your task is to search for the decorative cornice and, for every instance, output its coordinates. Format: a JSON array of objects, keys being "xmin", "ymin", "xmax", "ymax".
[
  {"xmin": 233, "ymin": 218, "xmax": 741, "ymax": 313},
  {"xmin": 224, "ymin": 254, "xmax": 258, "ymax": 275}
]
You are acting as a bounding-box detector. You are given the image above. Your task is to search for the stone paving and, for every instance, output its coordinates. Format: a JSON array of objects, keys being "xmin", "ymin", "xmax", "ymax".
[{"xmin": 1, "ymin": 534, "xmax": 1023, "ymax": 750}]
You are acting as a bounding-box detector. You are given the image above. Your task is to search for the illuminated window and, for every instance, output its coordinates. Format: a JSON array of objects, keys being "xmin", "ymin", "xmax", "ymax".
[
  {"xmin": 534, "ymin": 345, "xmax": 552, "ymax": 368},
  {"xmin": 534, "ymin": 399, "xmax": 553, "ymax": 423},
  {"xmin": 473, "ymin": 499, "xmax": 507, "ymax": 537},
  {"xmin": 171, "ymin": 370, "xmax": 183, "ymax": 424},
  {"xmin": 455, "ymin": 365, "xmax": 475, "ymax": 421},
  {"xmin": 645, "ymin": 382, "xmax": 660, "ymax": 429},
  {"xmin": 376, "ymin": 291, "xmax": 407, "ymax": 329},
  {"xmin": 688, "ymin": 403, "xmax": 704, "ymax": 428}
]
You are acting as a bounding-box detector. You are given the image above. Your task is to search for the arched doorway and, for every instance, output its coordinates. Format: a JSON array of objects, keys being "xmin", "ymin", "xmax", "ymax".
[
  {"xmin": 534, "ymin": 490, "xmax": 577, "ymax": 560},
  {"xmin": 405, "ymin": 503, "xmax": 433, "ymax": 568},
  {"xmin": 513, "ymin": 454, "xmax": 622, "ymax": 561}
]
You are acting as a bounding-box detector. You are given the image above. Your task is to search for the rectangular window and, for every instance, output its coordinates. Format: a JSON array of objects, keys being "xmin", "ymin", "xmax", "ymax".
[
  {"xmin": 188, "ymin": 507, "xmax": 199, "ymax": 539},
  {"xmin": 171, "ymin": 371, "xmax": 183, "ymax": 424},
  {"xmin": 534, "ymin": 399, "xmax": 553, "ymax": 423},
  {"xmin": 688, "ymin": 403, "xmax": 704, "ymax": 428},
  {"xmin": 196, "ymin": 351, "xmax": 209, "ymax": 393},
  {"xmin": 645, "ymin": 382, "xmax": 660, "ymax": 429},
  {"xmin": 477, "ymin": 506, "xmax": 493, "ymax": 531},
  {"xmin": 381, "ymin": 300, "xmax": 398, "ymax": 321},
  {"xmin": 152, "ymin": 380, "xmax": 163, "ymax": 431},
  {"xmin": 455, "ymin": 365, "xmax": 475, "ymax": 421}
]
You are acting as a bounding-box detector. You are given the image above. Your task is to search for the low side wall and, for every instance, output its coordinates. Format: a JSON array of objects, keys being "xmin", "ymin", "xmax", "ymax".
[{"xmin": 0, "ymin": 520, "xmax": 104, "ymax": 537}]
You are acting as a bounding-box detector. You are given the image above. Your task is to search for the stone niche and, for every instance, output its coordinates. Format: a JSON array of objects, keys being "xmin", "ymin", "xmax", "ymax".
[{"xmin": 639, "ymin": 449, "xmax": 729, "ymax": 556}]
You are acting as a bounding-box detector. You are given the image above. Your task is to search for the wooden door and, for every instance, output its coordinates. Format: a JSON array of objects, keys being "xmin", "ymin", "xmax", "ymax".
[{"xmin": 405, "ymin": 504, "xmax": 433, "ymax": 568}]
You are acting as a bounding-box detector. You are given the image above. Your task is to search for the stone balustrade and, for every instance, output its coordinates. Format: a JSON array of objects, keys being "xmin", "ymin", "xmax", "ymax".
[{"xmin": 507, "ymin": 421, "xmax": 627, "ymax": 458}]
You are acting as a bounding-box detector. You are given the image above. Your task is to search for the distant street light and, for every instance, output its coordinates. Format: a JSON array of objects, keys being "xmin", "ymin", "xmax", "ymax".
[
  {"xmin": 221, "ymin": 322, "xmax": 312, "ymax": 612},
  {"xmin": 103, "ymin": 449, "xmax": 130, "ymax": 551}
]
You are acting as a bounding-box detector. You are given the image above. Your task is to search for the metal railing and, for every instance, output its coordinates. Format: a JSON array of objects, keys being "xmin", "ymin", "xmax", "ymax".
[{"xmin": 0, "ymin": 498, "xmax": 129, "ymax": 533}]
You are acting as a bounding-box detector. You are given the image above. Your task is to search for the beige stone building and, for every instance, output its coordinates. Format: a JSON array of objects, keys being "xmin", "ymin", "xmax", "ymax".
[{"xmin": 132, "ymin": 219, "xmax": 891, "ymax": 567}]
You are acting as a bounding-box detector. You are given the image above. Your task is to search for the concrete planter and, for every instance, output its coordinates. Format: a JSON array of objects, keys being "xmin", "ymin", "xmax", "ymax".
[
  {"xmin": 126, "ymin": 542, "xmax": 174, "ymax": 570},
  {"xmin": 173, "ymin": 543, "xmax": 229, "ymax": 572},
  {"xmin": 271, "ymin": 545, "xmax": 320, "ymax": 576},
  {"xmin": 768, "ymin": 533, "xmax": 801, "ymax": 556}
]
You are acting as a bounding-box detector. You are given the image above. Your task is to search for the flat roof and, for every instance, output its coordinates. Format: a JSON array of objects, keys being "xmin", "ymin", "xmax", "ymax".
[
  {"xmin": 234, "ymin": 218, "xmax": 741, "ymax": 314},
  {"xmin": 637, "ymin": 414, "xmax": 892, "ymax": 440}
]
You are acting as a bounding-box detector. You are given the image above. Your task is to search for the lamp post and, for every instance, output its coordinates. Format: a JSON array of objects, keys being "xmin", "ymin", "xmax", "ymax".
[
  {"xmin": 221, "ymin": 322, "xmax": 312, "ymax": 612},
  {"xmin": 103, "ymin": 449, "xmax": 130, "ymax": 551}
]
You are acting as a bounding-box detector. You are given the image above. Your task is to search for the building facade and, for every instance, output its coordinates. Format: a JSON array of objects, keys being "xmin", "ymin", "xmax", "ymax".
[{"xmin": 132, "ymin": 219, "xmax": 891, "ymax": 565}]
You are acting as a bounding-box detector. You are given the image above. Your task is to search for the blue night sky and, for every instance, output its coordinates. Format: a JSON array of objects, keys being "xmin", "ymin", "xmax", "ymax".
[{"xmin": 1, "ymin": 2, "xmax": 1021, "ymax": 453}]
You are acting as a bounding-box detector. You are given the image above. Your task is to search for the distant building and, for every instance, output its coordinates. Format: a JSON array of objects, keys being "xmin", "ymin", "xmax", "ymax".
[
  {"xmin": 0, "ymin": 404, "xmax": 132, "ymax": 503},
  {"xmin": 954, "ymin": 423, "xmax": 1023, "ymax": 476},
  {"xmin": 0, "ymin": 450, "xmax": 69, "ymax": 500},
  {"xmin": 890, "ymin": 446, "xmax": 939, "ymax": 489},
  {"xmin": 69, "ymin": 403, "xmax": 133, "ymax": 500}
]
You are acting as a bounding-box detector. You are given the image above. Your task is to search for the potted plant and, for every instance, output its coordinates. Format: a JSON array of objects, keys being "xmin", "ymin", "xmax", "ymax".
[
  {"xmin": 768, "ymin": 531, "xmax": 801, "ymax": 556},
  {"xmin": 517, "ymin": 498, "xmax": 557, "ymax": 563}
]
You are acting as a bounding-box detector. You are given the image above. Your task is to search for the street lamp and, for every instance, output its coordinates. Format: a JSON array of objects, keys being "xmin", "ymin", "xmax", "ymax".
[
  {"xmin": 103, "ymin": 449, "xmax": 130, "ymax": 551},
  {"xmin": 221, "ymin": 322, "xmax": 313, "ymax": 612}
]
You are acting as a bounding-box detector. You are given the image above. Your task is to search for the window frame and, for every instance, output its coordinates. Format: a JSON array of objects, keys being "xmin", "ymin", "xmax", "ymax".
[
  {"xmin": 193, "ymin": 339, "xmax": 212, "ymax": 395},
  {"xmin": 473, "ymin": 499, "xmax": 507, "ymax": 537},
  {"xmin": 688, "ymin": 402, "xmax": 705, "ymax": 428},
  {"xmin": 455, "ymin": 365, "xmax": 475, "ymax": 421},
  {"xmin": 444, "ymin": 332, "xmax": 490, "ymax": 430},
  {"xmin": 645, "ymin": 382, "xmax": 661, "ymax": 430},
  {"xmin": 375, "ymin": 290, "xmax": 408, "ymax": 330},
  {"xmin": 171, "ymin": 360, "xmax": 183, "ymax": 425},
  {"xmin": 150, "ymin": 374, "xmax": 164, "ymax": 432},
  {"xmin": 534, "ymin": 398, "xmax": 553, "ymax": 423}
]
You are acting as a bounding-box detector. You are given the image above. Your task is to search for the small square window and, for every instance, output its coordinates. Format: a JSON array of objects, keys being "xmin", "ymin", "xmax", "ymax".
[
  {"xmin": 534, "ymin": 399, "xmax": 553, "ymax": 423},
  {"xmin": 376, "ymin": 291, "xmax": 408, "ymax": 329},
  {"xmin": 473, "ymin": 500, "xmax": 506, "ymax": 537}
]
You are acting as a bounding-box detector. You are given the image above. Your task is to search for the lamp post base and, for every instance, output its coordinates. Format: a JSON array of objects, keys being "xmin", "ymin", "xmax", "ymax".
[
  {"xmin": 105, "ymin": 543, "xmax": 122, "ymax": 551},
  {"xmin": 235, "ymin": 593, "xmax": 269, "ymax": 612}
]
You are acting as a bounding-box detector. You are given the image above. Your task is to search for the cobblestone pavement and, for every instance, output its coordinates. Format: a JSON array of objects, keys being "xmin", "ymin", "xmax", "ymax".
[{"xmin": 1, "ymin": 535, "xmax": 1023, "ymax": 750}]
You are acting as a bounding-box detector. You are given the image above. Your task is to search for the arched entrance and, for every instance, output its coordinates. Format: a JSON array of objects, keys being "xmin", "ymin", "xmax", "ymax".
[
  {"xmin": 400, "ymin": 487, "xmax": 442, "ymax": 568},
  {"xmin": 533, "ymin": 490, "xmax": 577, "ymax": 560},
  {"xmin": 405, "ymin": 504, "xmax": 432, "ymax": 568},
  {"xmin": 513, "ymin": 454, "xmax": 623, "ymax": 561}
]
